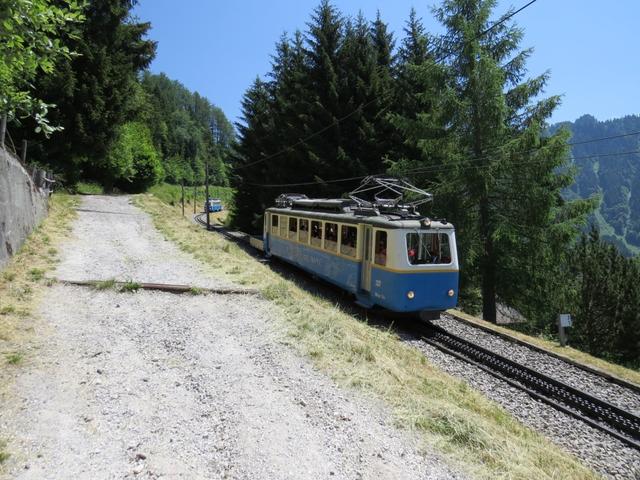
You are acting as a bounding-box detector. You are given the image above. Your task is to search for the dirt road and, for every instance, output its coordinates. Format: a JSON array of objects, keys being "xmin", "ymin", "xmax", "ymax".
[{"xmin": 0, "ymin": 196, "xmax": 463, "ymax": 479}]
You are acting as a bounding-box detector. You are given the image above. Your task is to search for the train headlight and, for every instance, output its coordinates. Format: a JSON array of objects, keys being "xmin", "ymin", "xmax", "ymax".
[
  {"xmin": 448, "ymin": 289, "xmax": 455, "ymax": 297},
  {"xmin": 407, "ymin": 291, "xmax": 415, "ymax": 300}
]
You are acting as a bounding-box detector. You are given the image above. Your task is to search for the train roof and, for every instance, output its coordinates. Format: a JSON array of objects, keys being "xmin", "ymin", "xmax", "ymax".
[{"xmin": 266, "ymin": 199, "xmax": 454, "ymax": 230}]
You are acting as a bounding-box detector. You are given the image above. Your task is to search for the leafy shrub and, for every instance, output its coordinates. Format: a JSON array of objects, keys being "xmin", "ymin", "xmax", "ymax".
[{"xmin": 105, "ymin": 122, "xmax": 164, "ymax": 192}]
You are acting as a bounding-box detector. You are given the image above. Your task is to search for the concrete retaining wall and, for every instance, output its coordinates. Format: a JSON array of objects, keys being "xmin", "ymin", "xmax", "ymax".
[{"xmin": 0, "ymin": 148, "xmax": 50, "ymax": 269}]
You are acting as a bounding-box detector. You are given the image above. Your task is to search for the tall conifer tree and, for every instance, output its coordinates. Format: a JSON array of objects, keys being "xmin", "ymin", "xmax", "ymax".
[
  {"xmin": 431, "ymin": 0, "xmax": 593, "ymax": 322},
  {"xmin": 231, "ymin": 79, "xmax": 277, "ymax": 232}
]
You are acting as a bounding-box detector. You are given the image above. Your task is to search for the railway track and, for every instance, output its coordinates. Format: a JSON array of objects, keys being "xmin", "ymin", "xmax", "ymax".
[
  {"xmin": 194, "ymin": 212, "xmax": 249, "ymax": 242},
  {"xmin": 193, "ymin": 211, "xmax": 640, "ymax": 450},
  {"xmin": 415, "ymin": 322, "xmax": 640, "ymax": 450}
]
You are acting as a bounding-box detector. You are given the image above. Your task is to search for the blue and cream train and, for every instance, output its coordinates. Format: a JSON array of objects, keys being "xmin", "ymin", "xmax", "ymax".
[{"xmin": 262, "ymin": 196, "xmax": 459, "ymax": 314}]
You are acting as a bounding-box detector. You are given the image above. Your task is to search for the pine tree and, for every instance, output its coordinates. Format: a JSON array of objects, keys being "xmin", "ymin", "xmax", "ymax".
[
  {"xmin": 397, "ymin": 8, "xmax": 429, "ymax": 66},
  {"xmin": 231, "ymin": 0, "xmax": 396, "ymax": 223},
  {"xmin": 393, "ymin": 0, "xmax": 594, "ymax": 322},
  {"xmin": 231, "ymin": 78, "xmax": 277, "ymax": 233},
  {"xmin": 369, "ymin": 12, "xmax": 396, "ymax": 171},
  {"xmin": 17, "ymin": 0, "xmax": 156, "ymax": 183},
  {"xmin": 268, "ymin": 32, "xmax": 311, "ymax": 188},
  {"xmin": 337, "ymin": 13, "xmax": 380, "ymax": 175},
  {"xmin": 302, "ymin": 0, "xmax": 346, "ymax": 189}
]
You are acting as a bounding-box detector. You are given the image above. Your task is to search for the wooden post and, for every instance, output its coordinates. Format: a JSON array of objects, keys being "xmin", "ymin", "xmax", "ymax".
[
  {"xmin": 181, "ymin": 182, "xmax": 185, "ymax": 216},
  {"xmin": 193, "ymin": 184, "xmax": 197, "ymax": 214},
  {"xmin": 0, "ymin": 115, "xmax": 6, "ymax": 149},
  {"xmin": 21, "ymin": 139, "xmax": 27, "ymax": 164}
]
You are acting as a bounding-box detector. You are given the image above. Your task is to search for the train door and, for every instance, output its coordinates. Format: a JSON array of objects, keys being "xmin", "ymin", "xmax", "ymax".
[{"xmin": 361, "ymin": 225, "xmax": 373, "ymax": 292}]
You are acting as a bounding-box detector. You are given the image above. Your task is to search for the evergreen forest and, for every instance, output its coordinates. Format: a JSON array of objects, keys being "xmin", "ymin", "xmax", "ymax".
[
  {"xmin": 2, "ymin": 0, "xmax": 639, "ymax": 367},
  {"xmin": 554, "ymin": 114, "xmax": 640, "ymax": 257},
  {"xmin": 5, "ymin": 0, "xmax": 234, "ymax": 192}
]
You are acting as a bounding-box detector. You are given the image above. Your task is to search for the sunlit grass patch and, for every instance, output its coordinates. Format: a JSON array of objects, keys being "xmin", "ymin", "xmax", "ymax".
[
  {"xmin": 0, "ymin": 306, "xmax": 15, "ymax": 316},
  {"xmin": 93, "ymin": 278, "xmax": 117, "ymax": 290},
  {"xmin": 4, "ymin": 352, "xmax": 23, "ymax": 365},
  {"xmin": 0, "ymin": 440, "xmax": 8, "ymax": 464},
  {"xmin": 148, "ymin": 183, "xmax": 234, "ymax": 211},
  {"xmin": 135, "ymin": 193, "xmax": 598, "ymax": 480},
  {"xmin": 0, "ymin": 194, "xmax": 78, "ymax": 467},
  {"xmin": 0, "ymin": 194, "xmax": 78, "ymax": 348},
  {"xmin": 28, "ymin": 268, "xmax": 45, "ymax": 281}
]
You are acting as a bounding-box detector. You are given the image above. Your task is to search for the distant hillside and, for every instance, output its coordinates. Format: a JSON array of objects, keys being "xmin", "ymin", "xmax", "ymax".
[{"xmin": 553, "ymin": 115, "xmax": 640, "ymax": 256}]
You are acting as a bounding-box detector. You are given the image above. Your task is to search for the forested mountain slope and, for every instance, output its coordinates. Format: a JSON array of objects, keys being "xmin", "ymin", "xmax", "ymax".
[{"xmin": 555, "ymin": 115, "xmax": 640, "ymax": 256}]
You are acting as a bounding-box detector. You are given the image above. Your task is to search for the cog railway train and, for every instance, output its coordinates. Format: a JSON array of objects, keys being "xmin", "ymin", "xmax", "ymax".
[{"xmin": 259, "ymin": 177, "xmax": 459, "ymax": 315}]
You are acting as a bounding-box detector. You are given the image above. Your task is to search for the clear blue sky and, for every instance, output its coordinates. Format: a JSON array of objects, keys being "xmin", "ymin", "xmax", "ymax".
[{"xmin": 132, "ymin": 0, "xmax": 640, "ymax": 126}]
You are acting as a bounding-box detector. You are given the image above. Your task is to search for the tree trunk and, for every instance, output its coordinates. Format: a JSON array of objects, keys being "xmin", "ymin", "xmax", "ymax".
[{"xmin": 479, "ymin": 195, "xmax": 497, "ymax": 322}]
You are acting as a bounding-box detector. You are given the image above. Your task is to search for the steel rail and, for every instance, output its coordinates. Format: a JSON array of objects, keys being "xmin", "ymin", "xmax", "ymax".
[
  {"xmin": 415, "ymin": 323, "xmax": 640, "ymax": 450},
  {"xmin": 445, "ymin": 311, "xmax": 640, "ymax": 394}
]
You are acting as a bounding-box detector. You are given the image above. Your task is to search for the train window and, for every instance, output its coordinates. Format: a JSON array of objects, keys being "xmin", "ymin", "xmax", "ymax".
[
  {"xmin": 340, "ymin": 225, "xmax": 357, "ymax": 257},
  {"xmin": 280, "ymin": 216, "xmax": 288, "ymax": 238},
  {"xmin": 271, "ymin": 214, "xmax": 278, "ymax": 235},
  {"xmin": 299, "ymin": 218, "xmax": 309, "ymax": 243},
  {"xmin": 288, "ymin": 217, "xmax": 298, "ymax": 240},
  {"xmin": 406, "ymin": 232, "xmax": 452, "ymax": 265},
  {"xmin": 374, "ymin": 230, "xmax": 387, "ymax": 266},
  {"xmin": 311, "ymin": 221, "xmax": 322, "ymax": 247},
  {"xmin": 324, "ymin": 222, "xmax": 338, "ymax": 252}
]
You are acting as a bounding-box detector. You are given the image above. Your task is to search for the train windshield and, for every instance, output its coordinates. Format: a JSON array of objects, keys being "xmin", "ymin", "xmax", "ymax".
[{"xmin": 406, "ymin": 232, "xmax": 452, "ymax": 265}]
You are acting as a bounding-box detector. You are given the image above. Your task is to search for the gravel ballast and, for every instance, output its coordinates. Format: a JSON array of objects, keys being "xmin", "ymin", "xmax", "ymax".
[
  {"xmin": 434, "ymin": 315, "xmax": 640, "ymax": 415},
  {"xmin": 0, "ymin": 196, "xmax": 464, "ymax": 480},
  {"xmin": 402, "ymin": 322, "xmax": 640, "ymax": 479}
]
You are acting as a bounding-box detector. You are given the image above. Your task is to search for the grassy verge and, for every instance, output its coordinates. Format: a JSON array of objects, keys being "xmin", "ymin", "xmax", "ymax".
[
  {"xmin": 450, "ymin": 309, "xmax": 640, "ymax": 385},
  {"xmin": 148, "ymin": 183, "xmax": 234, "ymax": 212},
  {"xmin": 0, "ymin": 193, "xmax": 78, "ymax": 464},
  {"xmin": 135, "ymin": 193, "xmax": 598, "ymax": 480}
]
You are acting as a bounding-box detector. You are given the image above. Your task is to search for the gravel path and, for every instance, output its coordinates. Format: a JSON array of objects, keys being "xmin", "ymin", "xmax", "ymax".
[
  {"xmin": 434, "ymin": 315, "xmax": 640, "ymax": 415},
  {"xmin": 55, "ymin": 196, "xmax": 235, "ymax": 288},
  {"xmin": 401, "ymin": 333, "xmax": 640, "ymax": 479},
  {"xmin": 0, "ymin": 196, "xmax": 463, "ymax": 480}
]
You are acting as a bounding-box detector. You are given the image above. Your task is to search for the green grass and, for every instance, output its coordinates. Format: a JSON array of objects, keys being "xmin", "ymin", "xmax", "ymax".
[
  {"xmin": 119, "ymin": 281, "xmax": 141, "ymax": 293},
  {"xmin": 1, "ymin": 272, "xmax": 16, "ymax": 282},
  {"xmin": 148, "ymin": 183, "xmax": 234, "ymax": 211},
  {"xmin": 74, "ymin": 181, "xmax": 105, "ymax": 195},
  {"xmin": 28, "ymin": 268, "xmax": 45, "ymax": 281},
  {"xmin": 135, "ymin": 193, "xmax": 599, "ymax": 480},
  {"xmin": 0, "ymin": 440, "xmax": 8, "ymax": 464},
  {"xmin": 93, "ymin": 278, "xmax": 117, "ymax": 290},
  {"xmin": 5, "ymin": 352, "xmax": 23, "ymax": 365},
  {"xmin": 593, "ymin": 209, "xmax": 640, "ymax": 256},
  {"xmin": 0, "ymin": 194, "xmax": 78, "ymax": 468},
  {"xmin": 0, "ymin": 193, "xmax": 78, "ymax": 339},
  {"xmin": 188, "ymin": 286, "xmax": 204, "ymax": 295}
]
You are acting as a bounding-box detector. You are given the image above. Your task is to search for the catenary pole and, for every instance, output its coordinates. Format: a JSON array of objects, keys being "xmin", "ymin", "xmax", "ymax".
[{"xmin": 205, "ymin": 158, "xmax": 210, "ymax": 230}]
